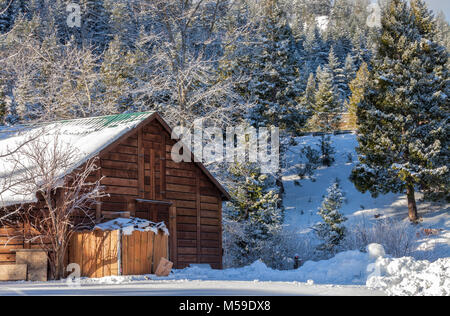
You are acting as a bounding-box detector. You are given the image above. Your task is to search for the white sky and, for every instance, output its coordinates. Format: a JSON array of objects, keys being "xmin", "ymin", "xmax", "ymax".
[{"xmin": 371, "ymin": 0, "xmax": 449, "ymax": 21}]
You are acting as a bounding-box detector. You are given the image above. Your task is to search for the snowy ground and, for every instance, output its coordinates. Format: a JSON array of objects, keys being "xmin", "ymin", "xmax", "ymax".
[
  {"xmin": 283, "ymin": 133, "xmax": 450, "ymax": 261},
  {"xmin": 0, "ymin": 280, "xmax": 384, "ymax": 296}
]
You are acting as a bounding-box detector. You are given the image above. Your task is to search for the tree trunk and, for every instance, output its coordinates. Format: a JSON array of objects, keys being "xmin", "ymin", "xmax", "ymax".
[{"xmin": 406, "ymin": 182, "xmax": 418, "ymax": 222}]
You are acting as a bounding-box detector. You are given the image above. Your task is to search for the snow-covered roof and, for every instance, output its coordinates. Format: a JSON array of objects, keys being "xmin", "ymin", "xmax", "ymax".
[
  {"xmin": 0, "ymin": 112, "xmax": 155, "ymax": 207},
  {"xmin": 94, "ymin": 217, "xmax": 169, "ymax": 236}
]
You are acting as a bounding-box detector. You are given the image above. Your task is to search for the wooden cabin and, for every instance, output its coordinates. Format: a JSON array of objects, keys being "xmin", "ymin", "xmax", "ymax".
[{"xmin": 0, "ymin": 112, "xmax": 230, "ymax": 270}]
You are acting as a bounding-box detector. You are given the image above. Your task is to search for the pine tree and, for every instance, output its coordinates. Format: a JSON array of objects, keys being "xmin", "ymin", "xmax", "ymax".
[
  {"xmin": 314, "ymin": 179, "xmax": 347, "ymax": 253},
  {"xmin": 347, "ymin": 62, "xmax": 369, "ymax": 130},
  {"xmin": 226, "ymin": 162, "xmax": 283, "ymax": 263},
  {"xmin": 351, "ymin": 0, "xmax": 449, "ymax": 221},
  {"xmin": 246, "ymin": 0, "xmax": 308, "ymax": 135},
  {"xmin": 327, "ymin": 46, "xmax": 348, "ymax": 102},
  {"xmin": 312, "ymin": 66, "xmax": 341, "ymax": 132},
  {"xmin": 310, "ymin": 66, "xmax": 341, "ymax": 166},
  {"xmin": 344, "ymin": 53, "xmax": 357, "ymax": 86},
  {"xmin": 301, "ymin": 72, "xmax": 316, "ymax": 112}
]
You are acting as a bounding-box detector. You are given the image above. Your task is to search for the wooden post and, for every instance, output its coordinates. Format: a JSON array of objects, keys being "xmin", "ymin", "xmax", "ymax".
[
  {"xmin": 95, "ymin": 169, "xmax": 102, "ymax": 222},
  {"xmin": 126, "ymin": 197, "xmax": 136, "ymax": 217},
  {"xmin": 138, "ymin": 128, "xmax": 145, "ymax": 199},
  {"xmin": 117, "ymin": 229, "xmax": 122, "ymax": 276},
  {"xmin": 169, "ymin": 205, "xmax": 177, "ymax": 268},
  {"xmin": 196, "ymin": 169, "xmax": 201, "ymax": 263},
  {"xmin": 218, "ymin": 193, "xmax": 223, "ymax": 270}
]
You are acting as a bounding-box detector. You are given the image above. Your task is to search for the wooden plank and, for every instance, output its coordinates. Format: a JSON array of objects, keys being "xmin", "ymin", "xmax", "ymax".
[
  {"xmin": 0, "ymin": 264, "xmax": 27, "ymax": 281},
  {"xmin": 102, "ymin": 211, "xmax": 131, "ymax": 219},
  {"xmin": 165, "ymin": 169, "xmax": 195, "ymax": 178},
  {"xmin": 147, "ymin": 231, "xmax": 155, "ymax": 274},
  {"xmin": 104, "ymin": 153, "xmax": 138, "ymax": 163},
  {"xmin": 102, "ymin": 168, "xmax": 138, "ymax": 179},
  {"xmin": 177, "ymin": 231, "xmax": 197, "ymax": 240},
  {"xmin": 138, "ymin": 128, "xmax": 145, "ymax": 199},
  {"xmin": 200, "ymin": 203, "xmax": 219, "ymax": 211},
  {"xmin": 101, "ymin": 160, "xmax": 137, "ymax": 171},
  {"xmin": 218, "ymin": 195, "xmax": 223, "ymax": 269},
  {"xmin": 0, "ymin": 253, "xmax": 16, "ymax": 262},
  {"xmin": 103, "ymin": 231, "xmax": 112, "ymax": 276},
  {"xmin": 177, "ymin": 216, "xmax": 197, "ymax": 224},
  {"xmin": 169, "ymin": 206, "xmax": 177, "ymax": 268},
  {"xmin": 177, "ymin": 247, "xmax": 197, "ymax": 255},
  {"xmin": 77, "ymin": 233, "xmax": 84, "ymax": 277},
  {"xmin": 150, "ymin": 148, "xmax": 156, "ymax": 200},
  {"xmin": 196, "ymin": 169, "xmax": 201, "ymax": 263},
  {"xmin": 154, "ymin": 257, "xmax": 173, "ymax": 277},
  {"xmin": 105, "ymin": 186, "xmax": 138, "ymax": 196},
  {"xmin": 112, "ymin": 145, "xmax": 138, "ymax": 155},
  {"xmin": 166, "ymin": 176, "xmax": 195, "ymax": 186},
  {"xmin": 165, "ymin": 191, "xmax": 196, "ymax": 201},
  {"xmin": 200, "ymin": 210, "xmax": 219, "ymax": 218},
  {"xmin": 110, "ymin": 231, "xmax": 119, "ymax": 276},
  {"xmin": 201, "ymin": 225, "xmax": 220, "ymax": 233},
  {"xmin": 200, "ymin": 218, "xmax": 220, "ymax": 226},
  {"xmin": 200, "ymin": 195, "xmax": 219, "ymax": 204},
  {"xmin": 177, "ymin": 208, "xmax": 197, "ymax": 216},
  {"xmin": 167, "ymin": 183, "xmax": 196, "ymax": 193},
  {"xmin": 161, "ymin": 132, "xmax": 166, "ymax": 200},
  {"xmin": 16, "ymin": 250, "xmax": 48, "ymax": 281},
  {"xmin": 152, "ymin": 232, "xmax": 168, "ymax": 273},
  {"xmin": 122, "ymin": 233, "xmax": 128, "ymax": 275},
  {"xmin": 201, "ymin": 240, "xmax": 220, "ymax": 248},
  {"xmin": 101, "ymin": 177, "xmax": 138, "ymax": 187}
]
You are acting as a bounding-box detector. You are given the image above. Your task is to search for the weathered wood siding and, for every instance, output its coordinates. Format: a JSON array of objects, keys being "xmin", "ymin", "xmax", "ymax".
[
  {"xmin": 68, "ymin": 230, "xmax": 168, "ymax": 278},
  {"xmin": 97, "ymin": 119, "xmax": 223, "ymax": 269}
]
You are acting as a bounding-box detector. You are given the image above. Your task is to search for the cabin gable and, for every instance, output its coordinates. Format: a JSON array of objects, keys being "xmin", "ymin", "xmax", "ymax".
[{"xmin": 96, "ymin": 117, "xmax": 223, "ymax": 269}]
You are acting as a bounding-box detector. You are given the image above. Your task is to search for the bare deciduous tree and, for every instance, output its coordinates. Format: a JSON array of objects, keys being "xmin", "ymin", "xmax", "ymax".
[
  {"xmin": 1, "ymin": 134, "xmax": 107, "ymax": 279},
  {"xmin": 131, "ymin": 0, "xmax": 252, "ymax": 128}
]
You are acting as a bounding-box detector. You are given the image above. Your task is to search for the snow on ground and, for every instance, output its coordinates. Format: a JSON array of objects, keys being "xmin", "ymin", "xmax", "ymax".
[
  {"xmin": 0, "ymin": 244, "xmax": 387, "ymax": 296},
  {"xmin": 2, "ymin": 244, "xmax": 447, "ymax": 296},
  {"xmin": 0, "ymin": 280, "xmax": 384, "ymax": 296},
  {"xmin": 367, "ymin": 257, "xmax": 450, "ymax": 296},
  {"xmin": 282, "ymin": 133, "xmax": 450, "ymax": 261}
]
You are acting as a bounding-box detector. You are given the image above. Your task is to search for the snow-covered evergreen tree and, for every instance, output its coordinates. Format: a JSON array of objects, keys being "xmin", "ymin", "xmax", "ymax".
[
  {"xmin": 300, "ymin": 72, "xmax": 316, "ymax": 112},
  {"xmin": 245, "ymin": 0, "xmax": 308, "ymax": 135},
  {"xmin": 311, "ymin": 66, "xmax": 341, "ymax": 132},
  {"xmin": 327, "ymin": 46, "xmax": 348, "ymax": 102},
  {"xmin": 225, "ymin": 162, "xmax": 283, "ymax": 266},
  {"xmin": 347, "ymin": 62, "xmax": 369, "ymax": 130},
  {"xmin": 309, "ymin": 65, "xmax": 341, "ymax": 166},
  {"xmin": 314, "ymin": 179, "xmax": 347, "ymax": 254},
  {"xmin": 351, "ymin": 0, "xmax": 449, "ymax": 221}
]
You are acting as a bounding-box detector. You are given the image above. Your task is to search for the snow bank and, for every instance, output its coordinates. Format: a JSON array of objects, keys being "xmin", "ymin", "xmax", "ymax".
[
  {"xmin": 171, "ymin": 249, "xmax": 373, "ymax": 285},
  {"xmin": 61, "ymin": 243, "xmax": 449, "ymax": 295},
  {"xmin": 94, "ymin": 217, "xmax": 169, "ymax": 236},
  {"xmin": 367, "ymin": 257, "xmax": 450, "ymax": 296}
]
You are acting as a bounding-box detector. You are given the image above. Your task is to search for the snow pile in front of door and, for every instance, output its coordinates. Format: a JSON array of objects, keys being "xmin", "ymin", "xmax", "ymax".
[{"xmin": 94, "ymin": 217, "xmax": 169, "ymax": 235}]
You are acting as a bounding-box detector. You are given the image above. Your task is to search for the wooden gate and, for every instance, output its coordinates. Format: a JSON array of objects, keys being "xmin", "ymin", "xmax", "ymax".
[{"xmin": 68, "ymin": 229, "xmax": 168, "ymax": 278}]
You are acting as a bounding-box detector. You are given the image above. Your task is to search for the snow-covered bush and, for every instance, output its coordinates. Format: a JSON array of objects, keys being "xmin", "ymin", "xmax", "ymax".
[
  {"xmin": 314, "ymin": 179, "xmax": 347, "ymax": 254},
  {"xmin": 343, "ymin": 218, "xmax": 417, "ymax": 258},
  {"xmin": 223, "ymin": 217, "xmax": 316, "ymax": 270},
  {"xmin": 296, "ymin": 145, "xmax": 321, "ymax": 184}
]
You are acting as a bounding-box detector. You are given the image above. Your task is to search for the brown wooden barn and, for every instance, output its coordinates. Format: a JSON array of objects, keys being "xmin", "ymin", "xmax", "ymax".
[{"xmin": 0, "ymin": 112, "xmax": 230, "ymax": 271}]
